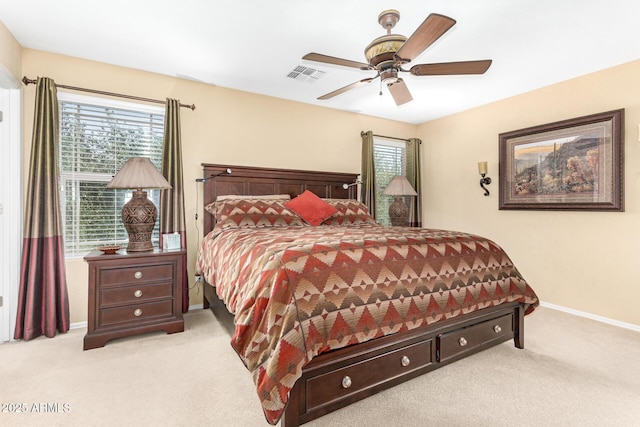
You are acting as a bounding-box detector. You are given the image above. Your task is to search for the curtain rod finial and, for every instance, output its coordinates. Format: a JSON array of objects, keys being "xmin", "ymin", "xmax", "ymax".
[{"xmin": 22, "ymin": 76, "xmax": 37, "ymax": 86}]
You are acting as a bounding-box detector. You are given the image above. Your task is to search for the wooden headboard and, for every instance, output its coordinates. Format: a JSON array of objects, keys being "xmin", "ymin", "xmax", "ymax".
[{"xmin": 201, "ymin": 164, "xmax": 359, "ymax": 235}]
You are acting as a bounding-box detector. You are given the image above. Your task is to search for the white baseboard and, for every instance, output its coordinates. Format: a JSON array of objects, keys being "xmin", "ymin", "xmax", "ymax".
[
  {"xmin": 70, "ymin": 321, "xmax": 87, "ymax": 330},
  {"xmin": 540, "ymin": 301, "xmax": 640, "ymax": 333}
]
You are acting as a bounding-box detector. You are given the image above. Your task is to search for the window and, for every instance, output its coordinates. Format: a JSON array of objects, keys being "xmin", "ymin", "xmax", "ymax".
[
  {"xmin": 373, "ymin": 137, "xmax": 407, "ymax": 226},
  {"xmin": 58, "ymin": 93, "xmax": 164, "ymax": 257}
]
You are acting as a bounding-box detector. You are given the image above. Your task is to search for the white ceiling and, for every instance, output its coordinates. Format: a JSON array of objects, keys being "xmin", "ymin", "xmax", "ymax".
[{"xmin": 2, "ymin": 0, "xmax": 640, "ymax": 124}]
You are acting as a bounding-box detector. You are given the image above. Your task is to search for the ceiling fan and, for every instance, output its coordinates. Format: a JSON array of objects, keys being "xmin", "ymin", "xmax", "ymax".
[{"xmin": 302, "ymin": 10, "xmax": 492, "ymax": 106}]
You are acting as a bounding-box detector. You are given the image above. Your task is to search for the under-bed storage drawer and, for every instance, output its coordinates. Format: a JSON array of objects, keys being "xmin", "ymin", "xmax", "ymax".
[
  {"xmin": 305, "ymin": 338, "xmax": 433, "ymax": 412},
  {"xmin": 437, "ymin": 313, "xmax": 513, "ymax": 362}
]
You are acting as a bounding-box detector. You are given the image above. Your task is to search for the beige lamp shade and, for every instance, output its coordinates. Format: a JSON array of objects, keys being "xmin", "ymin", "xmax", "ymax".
[
  {"xmin": 382, "ymin": 176, "xmax": 417, "ymax": 227},
  {"xmin": 107, "ymin": 157, "xmax": 171, "ymax": 252},
  {"xmin": 106, "ymin": 157, "xmax": 172, "ymax": 190},
  {"xmin": 382, "ymin": 176, "xmax": 417, "ymax": 196}
]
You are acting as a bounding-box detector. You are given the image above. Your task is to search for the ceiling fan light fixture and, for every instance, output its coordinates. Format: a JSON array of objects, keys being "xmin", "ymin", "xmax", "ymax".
[{"xmin": 364, "ymin": 34, "xmax": 407, "ymax": 66}]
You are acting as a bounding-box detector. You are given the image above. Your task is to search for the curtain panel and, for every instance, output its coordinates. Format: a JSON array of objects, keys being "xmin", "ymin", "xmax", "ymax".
[
  {"xmin": 360, "ymin": 131, "xmax": 376, "ymax": 218},
  {"xmin": 160, "ymin": 98, "xmax": 189, "ymax": 313},
  {"xmin": 406, "ymin": 138, "xmax": 422, "ymax": 227},
  {"xmin": 15, "ymin": 77, "xmax": 70, "ymax": 340}
]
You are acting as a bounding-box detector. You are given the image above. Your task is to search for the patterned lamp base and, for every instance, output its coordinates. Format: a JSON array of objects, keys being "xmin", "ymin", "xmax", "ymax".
[
  {"xmin": 388, "ymin": 196, "xmax": 408, "ymax": 227},
  {"xmin": 122, "ymin": 190, "xmax": 156, "ymax": 252}
]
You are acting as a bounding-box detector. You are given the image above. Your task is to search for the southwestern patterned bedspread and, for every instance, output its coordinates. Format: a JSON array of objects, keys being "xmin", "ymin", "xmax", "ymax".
[{"xmin": 196, "ymin": 220, "xmax": 539, "ymax": 424}]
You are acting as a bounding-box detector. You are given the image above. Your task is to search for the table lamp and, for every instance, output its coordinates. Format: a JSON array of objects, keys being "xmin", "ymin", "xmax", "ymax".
[
  {"xmin": 382, "ymin": 175, "xmax": 417, "ymax": 226},
  {"xmin": 106, "ymin": 157, "xmax": 172, "ymax": 252}
]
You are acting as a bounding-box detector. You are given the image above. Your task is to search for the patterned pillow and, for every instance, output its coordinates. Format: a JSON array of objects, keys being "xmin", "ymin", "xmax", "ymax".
[
  {"xmin": 209, "ymin": 199, "xmax": 305, "ymax": 230},
  {"xmin": 321, "ymin": 199, "xmax": 379, "ymax": 226},
  {"xmin": 215, "ymin": 194, "xmax": 291, "ymax": 201},
  {"xmin": 205, "ymin": 195, "xmax": 291, "ymax": 217}
]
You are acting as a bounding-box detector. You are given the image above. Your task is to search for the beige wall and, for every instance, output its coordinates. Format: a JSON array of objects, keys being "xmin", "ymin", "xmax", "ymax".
[
  {"xmin": 418, "ymin": 59, "xmax": 640, "ymax": 326},
  {"xmin": 0, "ymin": 19, "xmax": 21, "ymax": 82},
  {"xmin": 19, "ymin": 47, "xmax": 640, "ymax": 327},
  {"xmin": 20, "ymin": 49, "xmax": 417, "ymax": 323}
]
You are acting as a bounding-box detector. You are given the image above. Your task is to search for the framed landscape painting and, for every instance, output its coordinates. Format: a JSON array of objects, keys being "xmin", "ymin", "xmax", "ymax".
[{"xmin": 499, "ymin": 109, "xmax": 624, "ymax": 211}]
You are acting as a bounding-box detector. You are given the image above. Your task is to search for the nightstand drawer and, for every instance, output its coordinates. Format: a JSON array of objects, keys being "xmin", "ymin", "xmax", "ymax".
[
  {"xmin": 99, "ymin": 300, "xmax": 174, "ymax": 327},
  {"xmin": 100, "ymin": 264, "xmax": 174, "ymax": 286},
  {"xmin": 100, "ymin": 282, "xmax": 173, "ymax": 307}
]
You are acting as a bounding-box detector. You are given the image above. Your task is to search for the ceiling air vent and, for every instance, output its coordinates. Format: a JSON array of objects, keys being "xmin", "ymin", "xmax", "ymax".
[{"xmin": 286, "ymin": 65, "xmax": 325, "ymax": 83}]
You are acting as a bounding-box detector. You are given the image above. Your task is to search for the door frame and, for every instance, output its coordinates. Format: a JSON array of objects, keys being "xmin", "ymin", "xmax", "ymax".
[{"xmin": 0, "ymin": 66, "xmax": 22, "ymax": 342}]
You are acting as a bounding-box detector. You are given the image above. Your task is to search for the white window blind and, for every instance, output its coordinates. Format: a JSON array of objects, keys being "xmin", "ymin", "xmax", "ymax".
[
  {"xmin": 373, "ymin": 137, "xmax": 407, "ymax": 226},
  {"xmin": 58, "ymin": 93, "xmax": 164, "ymax": 257}
]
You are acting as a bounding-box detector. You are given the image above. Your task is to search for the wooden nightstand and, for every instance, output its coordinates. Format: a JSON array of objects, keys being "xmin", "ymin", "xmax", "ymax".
[{"xmin": 83, "ymin": 248, "xmax": 185, "ymax": 350}]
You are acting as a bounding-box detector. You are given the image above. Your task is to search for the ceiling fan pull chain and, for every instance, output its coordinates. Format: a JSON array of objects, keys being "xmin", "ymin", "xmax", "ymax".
[{"xmin": 379, "ymin": 79, "xmax": 383, "ymax": 96}]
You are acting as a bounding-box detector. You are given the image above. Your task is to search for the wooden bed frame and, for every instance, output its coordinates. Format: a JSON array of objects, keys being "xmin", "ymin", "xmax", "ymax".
[{"xmin": 200, "ymin": 163, "xmax": 525, "ymax": 427}]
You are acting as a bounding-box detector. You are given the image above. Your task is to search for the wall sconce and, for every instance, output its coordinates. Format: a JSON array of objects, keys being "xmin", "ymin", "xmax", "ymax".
[{"xmin": 478, "ymin": 162, "xmax": 491, "ymax": 196}]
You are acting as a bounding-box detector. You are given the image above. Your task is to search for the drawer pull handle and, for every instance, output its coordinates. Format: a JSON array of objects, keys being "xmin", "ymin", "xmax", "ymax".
[
  {"xmin": 134, "ymin": 308, "xmax": 142, "ymax": 317},
  {"xmin": 493, "ymin": 325, "xmax": 502, "ymax": 333},
  {"xmin": 341, "ymin": 376, "xmax": 352, "ymax": 389},
  {"xmin": 134, "ymin": 290, "xmax": 143, "ymax": 298},
  {"xmin": 401, "ymin": 356, "xmax": 411, "ymax": 367},
  {"xmin": 134, "ymin": 271, "xmax": 142, "ymax": 279},
  {"xmin": 458, "ymin": 337, "xmax": 468, "ymax": 347}
]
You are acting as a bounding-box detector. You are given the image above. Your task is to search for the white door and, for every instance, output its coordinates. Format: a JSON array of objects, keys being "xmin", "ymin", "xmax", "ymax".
[{"xmin": 0, "ymin": 73, "xmax": 22, "ymax": 343}]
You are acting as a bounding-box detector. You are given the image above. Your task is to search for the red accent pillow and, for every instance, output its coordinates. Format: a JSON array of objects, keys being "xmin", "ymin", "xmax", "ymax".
[{"xmin": 285, "ymin": 190, "xmax": 338, "ymax": 226}]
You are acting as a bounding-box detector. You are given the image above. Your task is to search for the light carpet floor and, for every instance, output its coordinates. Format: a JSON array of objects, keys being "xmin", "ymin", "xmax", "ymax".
[{"xmin": 1, "ymin": 306, "xmax": 639, "ymax": 427}]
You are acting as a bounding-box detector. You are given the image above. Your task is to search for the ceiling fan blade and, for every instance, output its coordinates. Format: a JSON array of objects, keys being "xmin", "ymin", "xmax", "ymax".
[
  {"xmin": 303, "ymin": 53, "xmax": 372, "ymax": 70},
  {"xmin": 387, "ymin": 78, "xmax": 413, "ymax": 106},
  {"xmin": 317, "ymin": 77, "xmax": 378, "ymax": 100},
  {"xmin": 410, "ymin": 60, "xmax": 493, "ymax": 76},
  {"xmin": 395, "ymin": 14, "xmax": 456, "ymax": 63}
]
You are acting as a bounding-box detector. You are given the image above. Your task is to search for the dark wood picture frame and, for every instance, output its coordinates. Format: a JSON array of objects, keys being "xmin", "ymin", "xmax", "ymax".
[{"xmin": 499, "ymin": 109, "xmax": 624, "ymax": 211}]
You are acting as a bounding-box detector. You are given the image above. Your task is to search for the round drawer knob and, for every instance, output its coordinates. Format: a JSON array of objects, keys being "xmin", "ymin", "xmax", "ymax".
[
  {"xmin": 134, "ymin": 271, "xmax": 142, "ymax": 279},
  {"xmin": 134, "ymin": 308, "xmax": 142, "ymax": 317},
  {"xmin": 458, "ymin": 337, "xmax": 468, "ymax": 347},
  {"xmin": 134, "ymin": 290, "xmax": 143, "ymax": 298},
  {"xmin": 401, "ymin": 356, "xmax": 411, "ymax": 367},
  {"xmin": 493, "ymin": 325, "xmax": 502, "ymax": 333},
  {"xmin": 341, "ymin": 376, "xmax": 352, "ymax": 389}
]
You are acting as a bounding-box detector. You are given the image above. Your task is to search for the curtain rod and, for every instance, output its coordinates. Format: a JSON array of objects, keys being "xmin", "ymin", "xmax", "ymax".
[
  {"xmin": 373, "ymin": 133, "xmax": 409, "ymax": 142},
  {"xmin": 22, "ymin": 76, "xmax": 196, "ymax": 111},
  {"xmin": 362, "ymin": 131, "xmax": 421, "ymax": 144}
]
